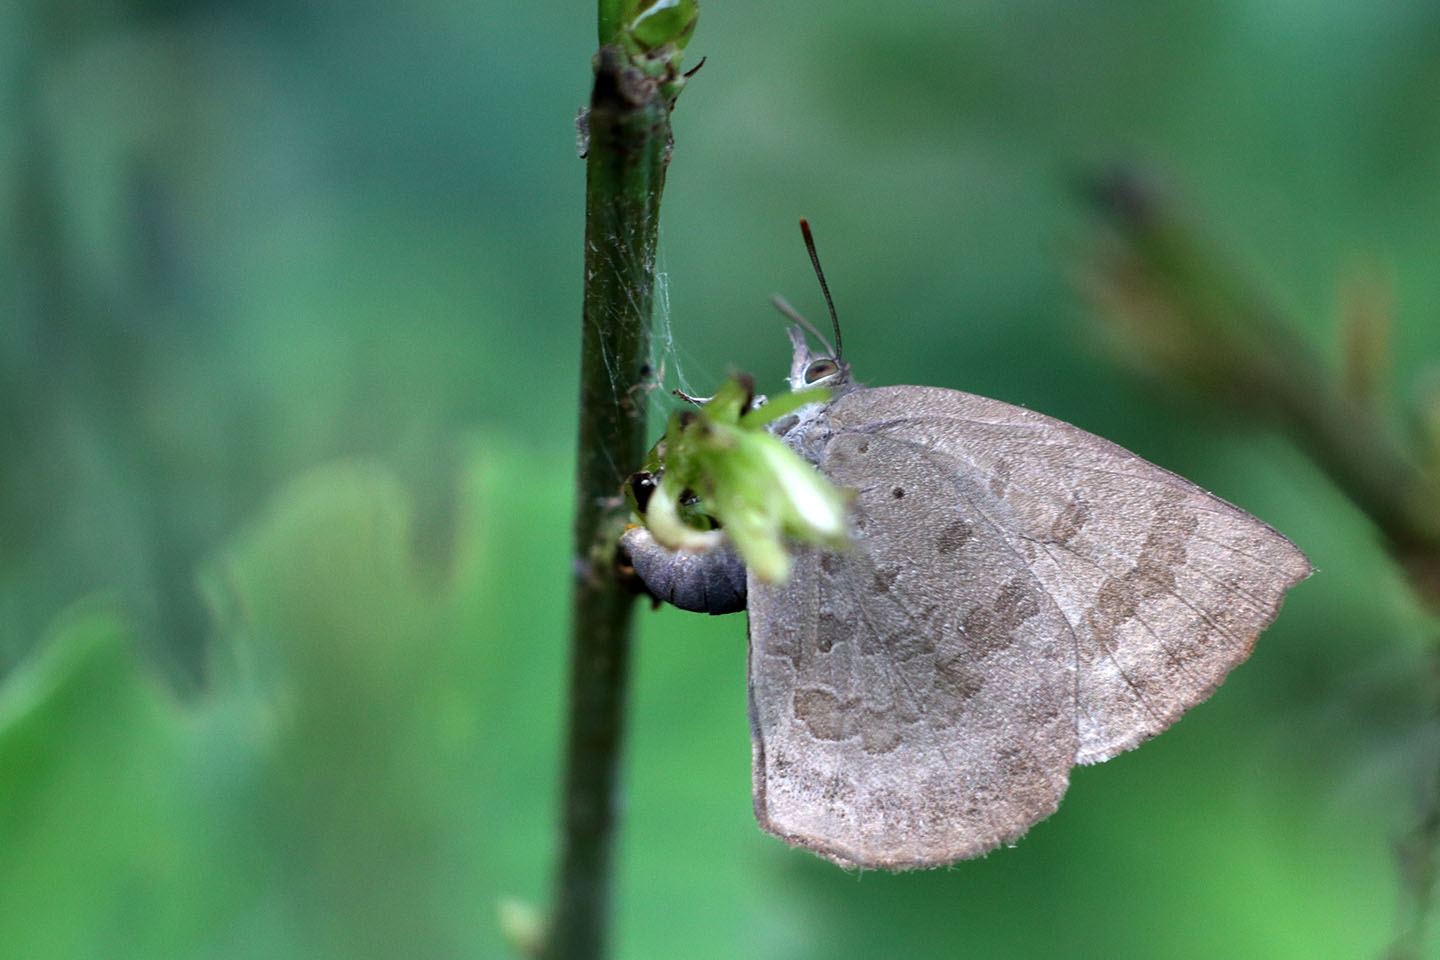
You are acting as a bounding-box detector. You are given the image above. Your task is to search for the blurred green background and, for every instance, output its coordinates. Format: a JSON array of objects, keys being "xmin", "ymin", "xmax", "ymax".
[{"xmin": 3, "ymin": 1, "xmax": 1438, "ymax": 957}]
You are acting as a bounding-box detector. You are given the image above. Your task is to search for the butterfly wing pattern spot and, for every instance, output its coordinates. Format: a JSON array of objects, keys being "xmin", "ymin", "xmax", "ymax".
[{"xmin": 747, "ymin": 385, "xmax": 1311, "ymax": 869}]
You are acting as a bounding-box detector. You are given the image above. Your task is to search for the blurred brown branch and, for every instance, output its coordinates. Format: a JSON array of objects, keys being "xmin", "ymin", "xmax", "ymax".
[
  {"xmin": 1079, "ymin": 166, "xmax": 1440, "ymax": 960},
  {"xmin": 1080, "ymin": 167, "xmax": 1440, "ymax": 600}
]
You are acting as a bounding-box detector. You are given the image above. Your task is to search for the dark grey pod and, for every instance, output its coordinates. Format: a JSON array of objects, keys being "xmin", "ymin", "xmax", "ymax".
[{"xmin": 620, "ymin": 526, "xmax": 747, "ymax": 615}]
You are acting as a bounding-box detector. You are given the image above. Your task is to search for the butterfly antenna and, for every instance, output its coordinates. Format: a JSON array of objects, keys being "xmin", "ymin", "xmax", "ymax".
[
  {"xmin": 770, "ymin": 294, "xmax": 835, "ymax": 357},
  {"xmin": 799, "ymin": 218, "xmax": 843, "ymax": 362}
]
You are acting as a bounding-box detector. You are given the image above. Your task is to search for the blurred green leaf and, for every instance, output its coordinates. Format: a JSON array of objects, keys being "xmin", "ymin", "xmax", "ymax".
[
  {"xmin": 0, "ymin": 455, "xmax": 568, "ymax": 959},
  {"xmin": 0, "ymin": 605, "xmax": 225, "ymax": 958}
]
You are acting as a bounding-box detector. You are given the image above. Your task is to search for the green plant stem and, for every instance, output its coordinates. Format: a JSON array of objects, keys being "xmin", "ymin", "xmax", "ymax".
[
  {"xmin": 596, "ymin": 0, "xmax": 625, "ymax": 41},
  {"xmin": 545, "ymin": 45, "xmax": 672, "ymax": 960}
]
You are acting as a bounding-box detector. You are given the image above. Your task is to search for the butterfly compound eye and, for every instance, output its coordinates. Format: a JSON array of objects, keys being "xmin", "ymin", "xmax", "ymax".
[{"xmin": 804, "ymin": 359, "xmax": 839, "ymax": 384}]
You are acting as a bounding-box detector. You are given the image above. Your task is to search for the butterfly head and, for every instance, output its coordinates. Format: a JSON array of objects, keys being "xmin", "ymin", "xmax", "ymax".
[{"xmin": 785, "ymin": 325, "xmax": 855, "ymax": 395}]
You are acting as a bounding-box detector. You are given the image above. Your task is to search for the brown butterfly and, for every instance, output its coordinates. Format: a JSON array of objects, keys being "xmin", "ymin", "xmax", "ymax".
[{"xmin": 623, "ymin": 221, "xmax": 1309, "ymax": 869}]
